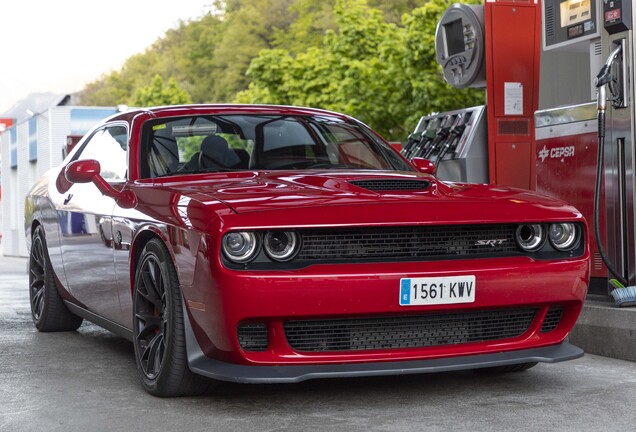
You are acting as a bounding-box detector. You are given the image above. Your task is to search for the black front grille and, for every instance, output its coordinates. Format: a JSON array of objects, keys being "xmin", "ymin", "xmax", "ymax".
[
  {"xmin": 237, "ymin": 323, "xmax": 268, "ymax": 351},
  {"xmin": 296, "ymin": 225, "xmax": 518, "ymax": 262},
  {"xmin": 540, "ymin": 307, "xmax": 563, "ymax": 333},
  {"xmin": 349, "ymin": 179, "xmax": 430, "ymax": 192},
  {"xmin": 284, "ymin": 308, "xmax": 538, "ymax": 352}
]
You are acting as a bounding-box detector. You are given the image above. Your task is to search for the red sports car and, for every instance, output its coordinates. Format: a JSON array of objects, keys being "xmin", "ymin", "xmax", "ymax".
[{"xmin": 25, "ymin": 105, "xmax": 589, "ymax": 396}]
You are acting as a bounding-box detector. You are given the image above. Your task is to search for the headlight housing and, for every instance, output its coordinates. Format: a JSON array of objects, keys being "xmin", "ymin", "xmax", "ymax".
[
  {"xmin": 548, "ymin": 223, "xmax": 580, "ymax": 251},
  {"xmin": 263, "ymin": 231, "xmax": 300, "ymax": 262},
  {"xmin": 222, "ymin": 231, "xmax": 258, "ymax": 263},
  {"xmin": 515, "ymin": 224, "xmax": 546, "ymax": 252}
]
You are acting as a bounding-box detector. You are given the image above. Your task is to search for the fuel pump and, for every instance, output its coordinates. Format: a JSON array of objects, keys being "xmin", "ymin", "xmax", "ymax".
[
  {"xmin": 534, "ymin": 0, "xmax": 636, "ymax": 305},
  {"xmin": 593, "ymin": 2, "xmax": 636, "ymax": 305},
  {"xmin": 594, "ymin": 44, "xmax": 630, "ymax": 290}
]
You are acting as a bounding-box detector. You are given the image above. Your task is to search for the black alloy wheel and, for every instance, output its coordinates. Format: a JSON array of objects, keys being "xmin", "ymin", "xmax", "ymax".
[
  {"xmin": 134, "ymin": 250, "xmax": 168, "ymax": 380},
  {"xmin": 28, "ymin": 225, "xmax": 83, "ymax": 332},
  {"xmin": 133, "ymin": 238, "xmax": 211, "ymax": 396}
]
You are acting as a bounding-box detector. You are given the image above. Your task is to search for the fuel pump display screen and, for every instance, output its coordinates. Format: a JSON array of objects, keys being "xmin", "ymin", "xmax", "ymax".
[
  {"xmin": 560, "ymin": 0, "xmax": 591, "ymax": 28},
  {"xmin": 568, "ymin": 24, "xmax": 584, "ymax": 38},
  {"xmin": 443, "ymin": 19, "xmax": 465, "ymax": 57},
  {"xmin": 543, "ymin": 0, "xmax": 599, "ymax": 50}
]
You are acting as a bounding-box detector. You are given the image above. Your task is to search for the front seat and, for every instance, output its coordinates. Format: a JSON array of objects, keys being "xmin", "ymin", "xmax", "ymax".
[{"xmin": 199, "ymin": 135, "xmax": 241, "ymax": 169}]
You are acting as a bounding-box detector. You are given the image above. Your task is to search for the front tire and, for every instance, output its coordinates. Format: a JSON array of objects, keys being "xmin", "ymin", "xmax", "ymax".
[
  {"xmin": 29, "ymin": 225, "xmax": 83, "ymax": 332},
  {"xmin": 132, "ymin": 238, "xmax": 210, "ymax": 397}
]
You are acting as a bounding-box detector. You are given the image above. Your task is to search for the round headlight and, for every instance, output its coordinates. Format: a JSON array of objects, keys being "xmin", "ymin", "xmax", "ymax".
[
  {"xmin": 222, "ymin": 232, "xmax": 258, "ymax": 263},
  {"xmin": 515, "ymin": 224, "xmax": 546, "ymax": 252},
  {"xmin": 548, "ymin": 223, "xmax": 579, "ymax": 251},
  {"xmin": 263, "ymin": 231, "xmax": 300, "ymax": 262}
]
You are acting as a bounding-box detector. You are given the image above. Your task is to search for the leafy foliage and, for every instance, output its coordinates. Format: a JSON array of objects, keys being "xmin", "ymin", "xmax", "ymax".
[
  {"xmin": 79, "ymin": 0, "xmax": 484, "ymax": 140},
  {"xmin": 237, "ymin": 0, "xmax": 484, "ymax": 139},
  {"xmin": 132, "ymin": 75, "xmax": 192, "ymax": 107}
]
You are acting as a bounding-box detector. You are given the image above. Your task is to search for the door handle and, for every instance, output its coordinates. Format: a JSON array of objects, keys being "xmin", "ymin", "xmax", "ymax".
[{"xmin": 63, "ymin": 194, "xmax": 73, "ymax": 205}]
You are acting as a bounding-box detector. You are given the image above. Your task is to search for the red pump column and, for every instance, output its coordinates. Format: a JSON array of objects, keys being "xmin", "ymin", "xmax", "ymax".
[{"xmin": 484, "ymin": 0, "xmax": 542, "ymax": 190}]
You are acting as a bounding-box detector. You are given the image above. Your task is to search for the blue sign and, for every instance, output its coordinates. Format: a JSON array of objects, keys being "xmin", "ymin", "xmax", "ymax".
[
  {"xmin": 70, "ymin": 108, "xmax": 118, "ymax": 135},
  {"xmin": 400, "ymin": 279, "xmax": 411, "ymax": 305},
  {"xmin": 29, "ymin": 118, "xmax": 38, "ymax": 162},
  {"xmin": 9, "ymin": 127, "xmax": 17, "ymax": 168}
]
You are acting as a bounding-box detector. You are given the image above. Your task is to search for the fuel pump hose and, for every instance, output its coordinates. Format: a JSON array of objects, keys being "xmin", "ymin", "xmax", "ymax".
[{"xmin": 595, "ymin": 43, "xmax": 628, "ymax": 287}]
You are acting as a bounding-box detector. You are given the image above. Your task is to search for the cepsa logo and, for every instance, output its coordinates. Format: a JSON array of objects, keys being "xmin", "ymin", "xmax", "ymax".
[{"xmin": 538, "ymin": 145, "xmax": 575, "ymax": 162}]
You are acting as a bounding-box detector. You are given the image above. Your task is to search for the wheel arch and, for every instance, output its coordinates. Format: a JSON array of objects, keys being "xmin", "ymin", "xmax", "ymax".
[
  {"xmin": 129, "ymin": 226, "xmax": 180, "ymax": 296},
  {"xmin": 27, "ymin": 219, "xmax": 42, "ymax": 251}
]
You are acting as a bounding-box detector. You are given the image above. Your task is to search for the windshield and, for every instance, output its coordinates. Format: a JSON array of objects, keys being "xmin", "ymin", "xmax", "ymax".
[{"xmin": 142, "ymin": 114, "xmax": 412, "ymax": 178}]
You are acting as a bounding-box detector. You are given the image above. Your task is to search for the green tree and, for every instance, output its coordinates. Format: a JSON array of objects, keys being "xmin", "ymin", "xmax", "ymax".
[
  {"xmin": 208, "ymin": 0, "xmax": 297, "ymax": 101},
  {"xmin": 132, "ymin": 75, "xmax": 192, "ymax": 107},
  {"xmin": 236, "ymin": 0, "xmax": 484, "ymax": 140}
]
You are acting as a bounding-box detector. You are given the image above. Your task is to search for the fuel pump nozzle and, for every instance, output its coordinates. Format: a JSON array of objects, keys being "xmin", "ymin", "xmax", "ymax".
[
  {"xmin": 434, "ymin": 112, "xmax": 472, "ymax": 168},
  {"xmin": 423, "ymin": 115, "xmax": 453, "ymax": 159},
  {"xmin": 596, "ymin": 43, "xmax": 623, "ymax": 114}
]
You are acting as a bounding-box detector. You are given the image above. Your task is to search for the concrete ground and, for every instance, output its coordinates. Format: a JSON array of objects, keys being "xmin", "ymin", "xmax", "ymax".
[{"xmin": 1, "ymin": 254, "xmax": 636, "ymax": 431}]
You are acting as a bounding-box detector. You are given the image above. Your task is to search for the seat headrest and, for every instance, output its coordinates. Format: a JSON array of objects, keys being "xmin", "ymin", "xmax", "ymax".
[{"xmin": 200, "ymin": 135, "xmax": 240, "ymax": 168}]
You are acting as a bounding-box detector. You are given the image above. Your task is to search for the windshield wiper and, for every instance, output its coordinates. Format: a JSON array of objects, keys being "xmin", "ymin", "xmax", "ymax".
[
  {"xmin": 305, "ymin": 162, "xmax": 360, "ymax": 169},
  {"xmin": 158, "ymin": 168, "xmax": 236, "ymax": 177}
]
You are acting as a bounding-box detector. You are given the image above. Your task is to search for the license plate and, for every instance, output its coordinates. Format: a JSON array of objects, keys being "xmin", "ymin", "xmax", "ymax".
[{"xmin": 399, "ymin": 276, "xmax": 476, "ymax": 306}]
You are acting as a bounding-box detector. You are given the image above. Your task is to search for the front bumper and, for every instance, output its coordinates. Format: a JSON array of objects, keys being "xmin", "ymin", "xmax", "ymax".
[
  {"xmin": 185, "ymin": 299, "xmax": 583, "ymax": 384},
  {"xmin": 183, "ymin": 253, "xmax": 588, "ymax": 366}
]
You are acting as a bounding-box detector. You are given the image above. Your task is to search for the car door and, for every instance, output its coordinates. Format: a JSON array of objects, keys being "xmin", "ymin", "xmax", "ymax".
[{"xmin": 58, "ymin": 124, "xmax": 128, "ymax": 323}]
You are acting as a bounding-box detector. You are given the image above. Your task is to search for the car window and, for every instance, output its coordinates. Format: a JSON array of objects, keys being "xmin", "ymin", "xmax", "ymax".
[
  {"xmin": 142, "ymin": 114, "xmax": 411, "ymax": 178},
  {"xmin": 77, "ymin": 126, "xmax": 128, "ymax": 182}
]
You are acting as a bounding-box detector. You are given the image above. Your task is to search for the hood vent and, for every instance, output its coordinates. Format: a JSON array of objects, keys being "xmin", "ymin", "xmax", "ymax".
[{"xmin": 349, "ymin": 179, "xmax": 431, "ymax": 192}]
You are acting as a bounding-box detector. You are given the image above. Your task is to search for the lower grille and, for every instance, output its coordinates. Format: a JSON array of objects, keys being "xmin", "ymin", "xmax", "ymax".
[
  {"xmin": 540, "ymin": 307, "xmax": 563, "ymax": 333},
  {"xmin": 237, "ymin": 323, "xmax": 268, "ymax": 352},
  {"xmin": 284, "ymin": 308, "xmax": 538, "ymax": 352}
]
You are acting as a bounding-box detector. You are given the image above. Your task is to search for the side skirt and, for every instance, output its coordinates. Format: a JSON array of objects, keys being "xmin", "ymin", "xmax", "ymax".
[{"xmin": 64, "ymin": 301, "xmax": 134, "ymax": 342}]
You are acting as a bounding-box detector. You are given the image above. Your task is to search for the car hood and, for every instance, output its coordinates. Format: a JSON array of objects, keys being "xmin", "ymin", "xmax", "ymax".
[{"xmin": 154, "ymin": 170, "xmax": 573, "ymax": 216}]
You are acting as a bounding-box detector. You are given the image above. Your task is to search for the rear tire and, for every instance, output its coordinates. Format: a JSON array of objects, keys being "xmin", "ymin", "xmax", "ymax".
[
  {"xmin": 29, "ymin": 225, "xmax": 83, "ymax": 332},
  {"xmin": 132, "ymin": 238, "xmax": 212, "ymax": 397}
]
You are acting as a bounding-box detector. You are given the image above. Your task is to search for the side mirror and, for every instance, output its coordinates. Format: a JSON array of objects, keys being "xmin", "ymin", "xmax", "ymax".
[
  {"xmin": 64, "ymin": 159, "xmax": 137, "ymax": 209},
  {"xmin": 411, "ymin": 157, "xmax": 436, "ymax": 176},
  {"xmin": 65, "ymin": 159, "xmax": 101, "ymax": 184}
]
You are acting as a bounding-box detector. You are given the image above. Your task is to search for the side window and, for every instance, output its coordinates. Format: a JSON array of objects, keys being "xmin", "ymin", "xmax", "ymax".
[{"xmin": 77, "ymin": 126, "xmax": 128, "ymax": 182}]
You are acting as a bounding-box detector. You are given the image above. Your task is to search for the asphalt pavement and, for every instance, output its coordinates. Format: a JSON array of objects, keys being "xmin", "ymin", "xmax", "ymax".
[{"xmin": 1, "ymin": 252, "xmax": 636, "ymax": 431}]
